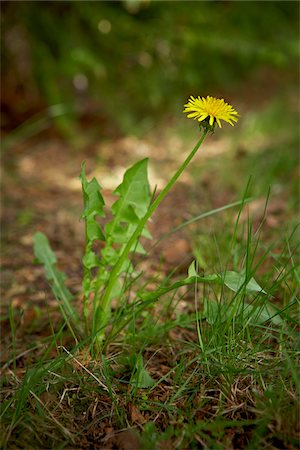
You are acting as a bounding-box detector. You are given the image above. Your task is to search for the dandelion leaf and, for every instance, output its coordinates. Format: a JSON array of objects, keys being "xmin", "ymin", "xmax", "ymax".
[
  {"xmin": 243, "ymin": 302, "xmax": 283, "ymax": 325},
  {"xmin": 138, "ymin": 262, "xmax": 266, "ymax": 302},
  {"xmin": 219, "ymin": 271, "xmax": 267, "ymax": 294},
  {"xmin": 33, "ymin": 232, "xmax": 79, "ymax": 327},
  {"xmin": 203, "ymin": 298, "xmax": 222, "ymax": 324},
  {"xmin": 131, "ymin": 354, "xmax": 155, "ymax": 388},
  {"xmin": 104, "ymin": 158, "xmax": 151, "ymax": 265},
  {"xmin": 80, "ymin": 163, "xmax": 105, "ymax": 243},
  {"xmin": 80, "ymin": 163, "xmax": 106, "ymax": 308},
  {"xmin": 203, "ymin": 298, "xmax": 283, "ymax": 326}
]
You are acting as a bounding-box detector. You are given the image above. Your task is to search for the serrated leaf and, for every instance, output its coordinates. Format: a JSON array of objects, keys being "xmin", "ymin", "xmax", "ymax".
[
  {"xmin": 86, "ymin": 221, "xmax": 104, "ymax": 242},
  {"xmin": 103, "ymin": 158, "xmax": 151, "ymax": 265},
  {"xmin": 101, "ymin": 246, "xmax": 119, "ymax": 265},
  {"xmin": 80, "ymin": 163, "xmax": 105, "ymax": 243},
  {"xmin": 91, "ymin": 160, "xmax": 152, "ymax": 338},
  {"xmin": 80, "ymin": 164, "xmax": 105, "ymax": 219},
  {"xmin": 112, "ymin": 159, "xmax": 151, "ymax": 219},
  {"xmin": 80, "ymin": 164, "xmax": 106, "ymax": 309},
  {"xmin": 33, "ymin": 232, "xmax": 80, "ymax": 331},
  {"xmin": 82, "ymin": 251, "xmax": 99, "ymax": 270}
]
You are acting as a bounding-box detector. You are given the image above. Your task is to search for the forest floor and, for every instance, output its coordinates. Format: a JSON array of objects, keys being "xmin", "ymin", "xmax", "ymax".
[{"xmin": 1, "ymin": 83, "xmax": 299, "ymax": 449}]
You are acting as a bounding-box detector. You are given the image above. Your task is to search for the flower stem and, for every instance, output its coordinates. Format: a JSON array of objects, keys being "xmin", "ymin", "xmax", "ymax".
[{"xmin": 96, "ymin": 129, "xmax": 209, "ymax": 344}]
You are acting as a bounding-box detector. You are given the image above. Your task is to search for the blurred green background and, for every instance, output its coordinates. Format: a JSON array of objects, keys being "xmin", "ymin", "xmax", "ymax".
[
  {"xmin": 1, "ymin": 0, "xmax": 299, "ymax": 222},
  {"xmin": 2, "ymin": 0, "xmax": 299, "ymax": 135}
]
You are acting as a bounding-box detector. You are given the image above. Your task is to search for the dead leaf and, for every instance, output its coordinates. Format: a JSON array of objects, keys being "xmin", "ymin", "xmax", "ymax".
[{"xmin": 128, "ymin": 402, "xmax": 146, "ymax": 424}]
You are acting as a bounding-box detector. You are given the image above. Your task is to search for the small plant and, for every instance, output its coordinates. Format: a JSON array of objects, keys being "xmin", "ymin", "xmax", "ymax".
[{"xmin": 33, "ymin": 96, "xmax": 269, "ymax": 354}]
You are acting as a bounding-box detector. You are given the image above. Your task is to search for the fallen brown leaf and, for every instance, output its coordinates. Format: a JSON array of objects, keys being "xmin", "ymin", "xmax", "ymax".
[{"xmin": 128, "ymin": 402, "xmax": 147, "ymax": 425}]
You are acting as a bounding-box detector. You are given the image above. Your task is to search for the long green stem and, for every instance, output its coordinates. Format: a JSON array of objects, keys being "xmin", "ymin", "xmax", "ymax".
[{"xmin": 97, "ymin": 129, "xmax": 209, "ymax": 338}]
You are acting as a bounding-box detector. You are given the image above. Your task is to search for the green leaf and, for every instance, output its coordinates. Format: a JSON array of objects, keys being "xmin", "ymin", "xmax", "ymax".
[
  {"xmin": 188, "ymin": 262, "xmax": 267, "ymax": 295},
  {"xmin": 138, "ymin": 262, "xmax": 266, "ymax": 302},
  {"xmin": 138, "ymin": 274, "xmax": 219, "ymax": 302},
  {"xmin": 80, "ymin": 163, "xmax": 105, "ymax": 243},
  {"xmin": 203, "ymin": 298, "xmax": 283, "ymax": 326},
  {"xmin": 243, "ymin": 302, "xmax": 284, "ymax": 325},
  {"xmin": 82, "ymin": 251, "xmax": 99, "ymax": 270},
  {"xmin": 203, "ymin": 298, "xmax": 222, "ymax": 324},
  {"xmin": 188, "ymin": 260, "xmax": 198, "ymax": 277},
  {"xmin": 112, "ymin": 158, "xmax": 151, "ymax": 219},
  {"xmin": 103, "ymin": 158, "xmax": 151, "ymax": 265},
  {"xmin": 131, "ymin": 354, "xmax": 155, "ymax": 389},
  {"xmin": 218, "ymin": 271, "xmax": 267, "ymax": 294},
  {"xmin": 80, "ymin": 163, "xmax": 106, "ymax": 312},
  {"xmin": 33, "ymin": 232, "xmax": 80, "ymax": 333}
]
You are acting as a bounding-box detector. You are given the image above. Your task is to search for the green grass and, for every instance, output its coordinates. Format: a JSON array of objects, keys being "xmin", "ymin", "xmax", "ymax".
[
  {"xmin": 2, "ymin": 1, "xmax": 299, "ymax": 446},
  {"xmin": 1, "ymin": 196, "xmax": 299, "ymax": 449}
]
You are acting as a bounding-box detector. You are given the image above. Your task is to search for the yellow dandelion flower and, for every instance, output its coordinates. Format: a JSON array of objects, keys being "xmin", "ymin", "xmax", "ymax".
[{"xmin": 184, "ymin": 95, "xmax": 239, "ymax": 129}]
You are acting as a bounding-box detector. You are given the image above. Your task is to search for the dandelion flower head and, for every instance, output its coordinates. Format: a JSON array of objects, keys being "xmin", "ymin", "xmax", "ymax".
[{"xmin": 184, "ymin": 95, "xmax": 239, "ymax": 129}]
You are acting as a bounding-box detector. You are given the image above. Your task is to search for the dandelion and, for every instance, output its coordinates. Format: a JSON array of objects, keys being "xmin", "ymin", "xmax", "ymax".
[{"xmin": 184, "ymin": 95, "xmax": 239, "ymax": 129}]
